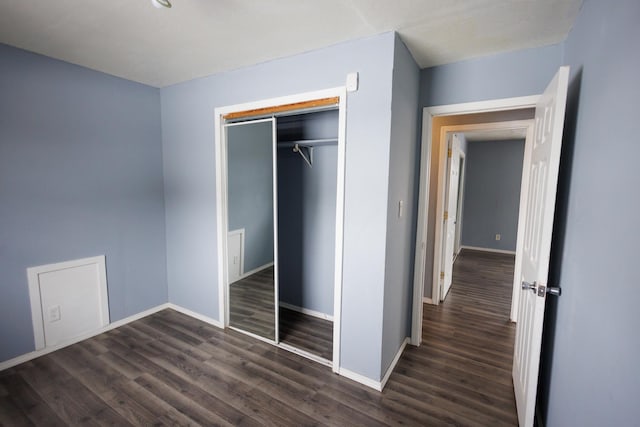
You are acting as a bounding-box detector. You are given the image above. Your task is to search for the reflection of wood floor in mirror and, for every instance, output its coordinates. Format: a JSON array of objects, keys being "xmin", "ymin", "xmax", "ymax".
[
  {"xmin": 279, "ymin": 307, "xmax": 333, "ymax": 361},
  {"xmin": 229, "ymin": 267, "xmax": 276, "ymax": 340},
  {"xmin": 229, "ymin": 266, "xmax": 333, "ymax": 361}
]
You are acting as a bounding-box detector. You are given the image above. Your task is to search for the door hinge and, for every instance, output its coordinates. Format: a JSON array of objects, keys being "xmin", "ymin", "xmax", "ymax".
[
  {"xmin": 448, "ymin": 148, "xmax": 452, "ymax": 158},
  {"xmin": 443, "ymin": 211, "xmax": 448, "ymax": 220},
  {"xmin": 440, "ymin": 271, "xmax": 445, "ymax": 279}
]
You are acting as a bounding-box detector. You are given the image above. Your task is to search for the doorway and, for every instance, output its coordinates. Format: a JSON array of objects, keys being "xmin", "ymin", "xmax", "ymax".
[
  {"xmin": 214, "ymin": 88, "xmax": 347, "ymax": 372},
  {"xmin": 438, "ymin": 126, "xmax": 530, "ymax": 307},
  {"xmin": 412, "ymin": 66, "xmax": 570, "ymax": 427},
  {"xmin": 411, "ymin": 104, "xmax": 538, "ymax": 345}
]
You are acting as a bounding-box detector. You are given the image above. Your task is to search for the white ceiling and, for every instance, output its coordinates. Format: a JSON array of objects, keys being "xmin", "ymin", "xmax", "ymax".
[{"xmin": 0, "ymin": 0, "xmax": 582, "ymax": 88}]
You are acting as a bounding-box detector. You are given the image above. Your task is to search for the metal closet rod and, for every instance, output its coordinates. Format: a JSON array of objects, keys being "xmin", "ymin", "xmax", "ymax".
[{"xmin": 277, "ymin": 138, "xmax": 338, "ymax": 148}]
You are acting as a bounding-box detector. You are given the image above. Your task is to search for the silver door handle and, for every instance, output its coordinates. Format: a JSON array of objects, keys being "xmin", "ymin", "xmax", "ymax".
[{"xmin": 522, "ymin": 281, "xmax": 537, "ymax": 292}]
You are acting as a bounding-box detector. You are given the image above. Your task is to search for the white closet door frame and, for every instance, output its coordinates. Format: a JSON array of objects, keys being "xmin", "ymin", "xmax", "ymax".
[
  {"xmin": 222, "ymin": 117, "xmax": 277, "ymax": 342},
  {"xmin": 214, "ymin": 87, "xmax": 347, "ymax": 373}
]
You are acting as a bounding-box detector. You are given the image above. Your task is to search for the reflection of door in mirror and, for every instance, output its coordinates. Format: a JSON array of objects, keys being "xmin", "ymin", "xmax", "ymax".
[{"xmin": 226, "ymin": 119, "xmax": 276, "ymax": 341}]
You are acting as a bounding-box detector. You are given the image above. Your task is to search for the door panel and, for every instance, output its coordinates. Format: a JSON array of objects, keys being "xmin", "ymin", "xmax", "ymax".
[
  {"xmin": 227, "ymin": 230, "xmax": 243, "ymax": 284},
  {"xmin": 226, "ymin": 118, "xmax": 277, "ymax": 342},
  {"xmin": 441, "ymin": 133, "xmax": 461, "ymax": 300},
  {"xmin": 513, "ymin": 66, "xmax": 569, "ymax": 427}
]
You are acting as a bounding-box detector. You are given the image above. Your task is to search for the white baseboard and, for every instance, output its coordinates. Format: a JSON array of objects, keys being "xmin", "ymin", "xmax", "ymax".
[
  {"xmin": 0, "ymin": 303, "xmax": 171, "ymax": 371},
  {"xmin": 166, "ymin": 303, "xmax": 224, "ymax": 329},
  {"xmin": 338, "ymin": 337, "xmax": 409, "ymax": 392},
  {"xmin": 380, "ymin": 338, "xmax": 409, "ymax": 390},
  {"xmin": 461, "ymin": 245, "xmax": 516, "ymax": 255},
  {"xmin": 279, "ymin": 302, "xmax": 333, "ymax": 321},
  {"xmin": 339, "ymin": 367, "xmax": 383, "ymax": 391},
  {"xmin": 422, "ymin": 297, "xmax": 434, "ymax": 305}
]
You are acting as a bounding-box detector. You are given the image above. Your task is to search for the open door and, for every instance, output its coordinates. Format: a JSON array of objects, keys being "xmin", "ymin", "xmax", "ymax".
[
  {"xmin": 513, "ymin": 66, "xmax": 569, "ymax": 427},
  {"xmin": 440, "ymin": 133, "xmax": 461, "ymax": 300}
]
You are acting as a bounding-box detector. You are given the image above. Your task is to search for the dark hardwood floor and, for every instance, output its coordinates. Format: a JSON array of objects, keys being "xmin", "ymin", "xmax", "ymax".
[
  {"xmin": 0, "ymin": 249, "xmax": 517, "ymax": 426},
  {"xmin": 229, "ymin": 266, "xmax": 334, "ymax": 360},
  {"xmin": 279, "ymin": 308, "xmax": 333, "ymax": 361},
  {"xmin": 229, "ymin": 267, "xmax": 275, "ymax": 340}
]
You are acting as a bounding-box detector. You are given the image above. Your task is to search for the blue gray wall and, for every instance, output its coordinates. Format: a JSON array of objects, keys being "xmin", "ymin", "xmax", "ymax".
[
  {"xmin": 0, "ymin": 44, "xmax": 166, "ymax": 362},
  {"xmin": 539, "ymin": 0, "xmax": 640, "ymax": 425},
  {"xmin": 419, "ymin": 45, "xmax": 560, "ymax": 300},
  {"xmin": 381, "ymin": 34, "xmax": 421, "ymax": 374},
  {"xmin": 161, "ymin": 32, "xmax": 396, "ymax": 380},
  {"xmin": 277, "ymin": 111, "xmax": 338, "ymax": 316},
  {"xmin": 227, "ymin": 121, "xmax": 274, "ymax": 272},
  {"xmin": 420, "ymin": 44, "xmax": 563, "ymax": 106},
  {"xmin": 460, "ymin": 139, "xmax": 524, "ymax": 252},
  {"xmin": 420, "ymin": 0, "xmax": 640, "ymax": 422}
]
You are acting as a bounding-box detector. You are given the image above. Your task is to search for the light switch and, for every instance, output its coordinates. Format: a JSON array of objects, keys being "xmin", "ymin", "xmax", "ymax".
[{"xmin": 48, "ymin": 305, "xmax": 61, "ymax": 323}]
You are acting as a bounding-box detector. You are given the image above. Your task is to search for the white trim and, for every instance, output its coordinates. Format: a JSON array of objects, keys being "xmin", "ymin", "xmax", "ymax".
[
  {"xmin": 432, "ymin": 120, "xmax": 533, "ymax": 304},
  {"xmin": 426, "ymin": 95, "xmax": 540, "ymax": 116},
  {"xmin": 227, "ymin": 228, "xmax": 245, "ymax": 283},
  {"xmin": 338, "ymin": 367, "xmax": 383, "ymax": 391},
  {"xmin": 337, "ymin": 337, "xmax": 409, "ymax": 392},
  {"xmin": 27, "ymin": 255, "xmax": 109, "ymax": 351},
  {"xmin": 422, "ymin": 297, "xmax": 434, "ymax": 305},
  {"xmin": 380, "ymin": 338, "xmax": 409, "ymax": 390},
  {"xmin": 460, "ymin": 245, "xmax": 517, "ymax": 255},
  {"xmin": 0, "ymin": 303, "xmax": 170, "ymax": 371},
  {"xmin": 412, "ymin": 95, "xmax": 540, "ymax": 347},
  {"xmin": 166, "ymin": 303, "xmax": 224, "ymax": 329},
  {"xmin": 278, "ymin": 302, "xmax": 333, "ymax": 321},
  {"xmin": 272, "ymin": 117, "xmax": 280, "ymax": 345},
  {"xmin": 277, "ymin": 342, "xmax": 332, "ymax": 368},
  {"xmin": 454, "ymin": 150, "xmax": 466, "ymax": 256},
  {"xmin": 410, "ymin": 112, "xmax": 433, "ymax": 346},
  {"xmin": 214, "ymin": 86, "xmax": 347, "ymax": 374},
  {"xmin": 331, "ymin": 89, "xmax": 347, "ymax": 373}
]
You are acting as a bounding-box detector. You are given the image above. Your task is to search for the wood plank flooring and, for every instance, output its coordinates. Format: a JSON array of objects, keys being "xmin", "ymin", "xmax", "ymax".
[
  {"xmin": 0, "ymin": 249, "xmax": 517, "ymax": 426},
  {"xmin": 279, "ymin": 308, "xmax": 333, "ymax": 361},
  {"xmin": 230, "ymin": 265, "xmax": 333, "ymax": 360},
  {"xmin": 229, "ymin": 267, "xmax": 275, "ymax": 340}
]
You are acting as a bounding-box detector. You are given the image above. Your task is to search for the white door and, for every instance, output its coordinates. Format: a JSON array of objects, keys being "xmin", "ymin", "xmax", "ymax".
[
  {"xmin": 454, "ymin": 154, "xmax": 466, "ymax": 258},
  {"xmin": 227, "ymin": 230, "xmax": 243, "ymax": 284},
  {"xmin": 441, "ymin": 133, "xmax": 461, "ymax": 300},
  {"xmin": 513, "ymin": 66, "xmax": 569, "ymax": 427}
]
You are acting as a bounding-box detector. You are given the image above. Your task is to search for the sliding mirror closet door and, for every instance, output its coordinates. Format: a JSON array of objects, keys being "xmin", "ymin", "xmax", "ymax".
[{"xmin": 226, "ymin": 119, "xmax": 277, "ymax": 341}]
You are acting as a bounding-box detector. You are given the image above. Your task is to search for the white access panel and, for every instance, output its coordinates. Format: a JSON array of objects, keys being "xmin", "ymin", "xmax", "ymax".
[
  {"xmin": 28, "ymin": 256, "xmax": 109, "ymax": 350},
  {"xmin": 227, "ymin": 229, "xmax": 244, "ymax": 284}
]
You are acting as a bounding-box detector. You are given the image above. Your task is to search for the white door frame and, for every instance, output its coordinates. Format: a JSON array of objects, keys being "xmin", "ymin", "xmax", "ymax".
[
  {"xmin": 214, "ymin": 87, "xmax": 347, "ymax": 373},
  {"xmin": 411, "ymin": 96, "xmax": 539, "ymax": 345},
  {"xmin": 454, "ymin": 150, "xmax": 466, "ymax": 260},
  {"xmin": 440, "ymin": 132, "xmax": 463, "ymax": 301}
]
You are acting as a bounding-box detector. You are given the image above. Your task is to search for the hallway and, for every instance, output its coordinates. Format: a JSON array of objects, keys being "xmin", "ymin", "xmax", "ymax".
[{"xmin": 391, "ymin": 249, "xmax": 518, "ymax": 425}]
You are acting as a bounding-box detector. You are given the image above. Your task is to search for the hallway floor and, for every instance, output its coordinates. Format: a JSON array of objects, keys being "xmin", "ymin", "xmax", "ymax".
[{"xmin": 393, "ymin": 248, "xmax": 518, "ymax": 425}]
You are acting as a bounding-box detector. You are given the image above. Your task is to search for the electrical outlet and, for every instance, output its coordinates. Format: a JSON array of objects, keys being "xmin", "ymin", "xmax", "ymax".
[
  {"xmin": 48, "ymin": 305, "xmax": 61, "ymax": 323},
  {"xmin": 495, "ymin": 234, "xmax": 501, "ymax": 241}
]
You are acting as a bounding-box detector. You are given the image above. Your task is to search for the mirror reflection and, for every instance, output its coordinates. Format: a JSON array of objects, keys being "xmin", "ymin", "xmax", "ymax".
[{"xmin": 226, "ymin": 120, "xmax": 275, "ymax": 340}]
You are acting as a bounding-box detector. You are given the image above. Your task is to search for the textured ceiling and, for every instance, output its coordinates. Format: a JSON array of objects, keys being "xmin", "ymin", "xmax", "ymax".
[{"xmin": 0, "ymin": 0, "xmax": 582, "ymax": 88}]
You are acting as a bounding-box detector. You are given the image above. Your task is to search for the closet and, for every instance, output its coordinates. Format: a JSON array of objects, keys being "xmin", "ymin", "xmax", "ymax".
[{"xmin": 225, "ymin": 104, "xmax": 339, "ymax": 365}]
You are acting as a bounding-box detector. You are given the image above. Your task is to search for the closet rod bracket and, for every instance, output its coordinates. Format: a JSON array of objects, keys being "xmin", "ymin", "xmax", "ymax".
[{"xmin": 293, "ymin": 143, "xmax": 313, "ymax": 168}]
